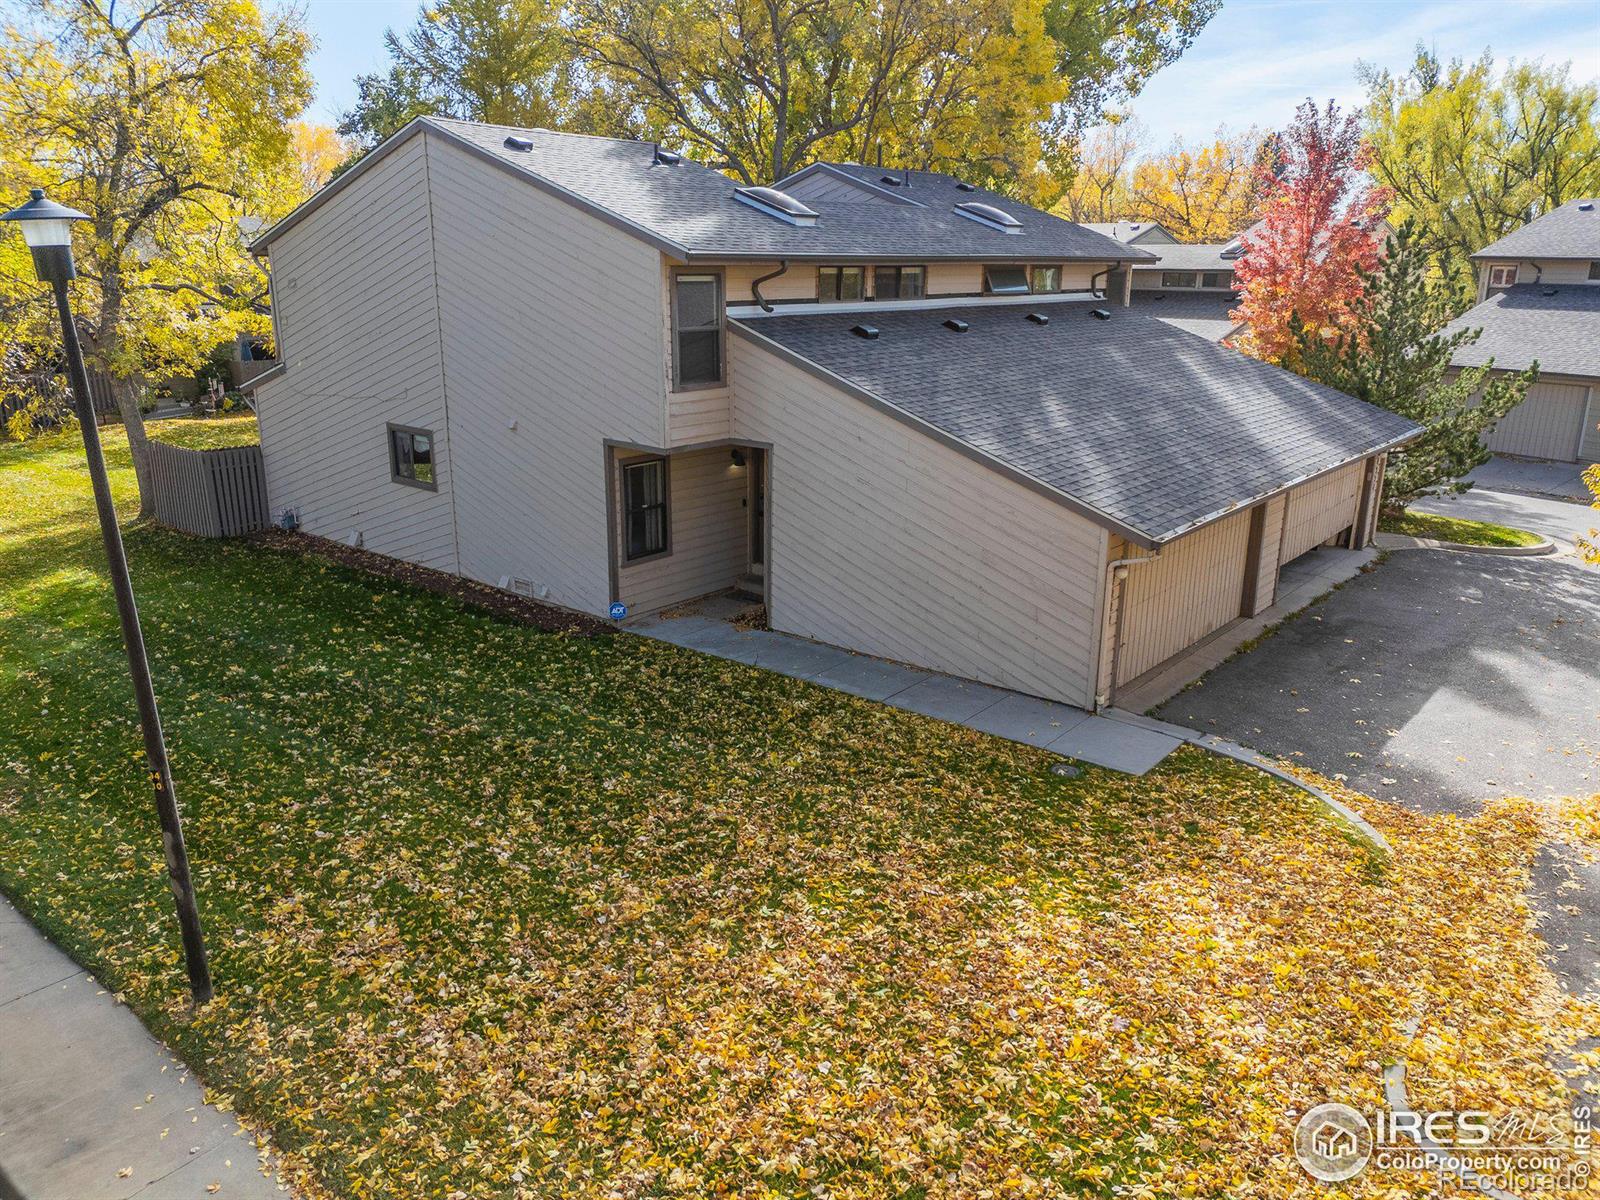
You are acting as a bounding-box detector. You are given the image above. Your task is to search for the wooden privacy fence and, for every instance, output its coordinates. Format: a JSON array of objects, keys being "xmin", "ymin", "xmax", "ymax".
[{"xmin": 147, "ymin": 441, "xmax": 269, "ymax": 537}]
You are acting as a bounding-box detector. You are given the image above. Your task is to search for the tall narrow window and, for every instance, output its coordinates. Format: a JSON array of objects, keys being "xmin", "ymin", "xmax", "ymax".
[
  {"xmin": 672, "ymin": 273, "xmax": 723, "ymax": 388},
  {"xmin": 622, "ymin": 457, "xmax": 669, "ymax": 560},
  {"xmin": 1030, "ymin": 265, "xmax": 1062, "ymax": 293},
  {"xmin": 388, "ymin": 424, "xmax": 436, "ymax": 489},
  {"xmin": 873, "ymin": 265, "xmax": 926, "ymax": 299},
  {"xmin": 819, "ymin": 265, "xmax": 866, "ymax": 301}
]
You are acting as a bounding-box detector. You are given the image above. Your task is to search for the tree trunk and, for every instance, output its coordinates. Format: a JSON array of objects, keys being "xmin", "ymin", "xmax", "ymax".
[{"xmin": 111, "ymin": 373, "xmax": 156, "ymax": 521}]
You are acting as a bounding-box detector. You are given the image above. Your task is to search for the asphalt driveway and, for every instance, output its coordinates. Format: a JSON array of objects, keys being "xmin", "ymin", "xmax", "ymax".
[{"xmin": 1156, "ymin": 549, "xmax": 1599, "ymax": 816}]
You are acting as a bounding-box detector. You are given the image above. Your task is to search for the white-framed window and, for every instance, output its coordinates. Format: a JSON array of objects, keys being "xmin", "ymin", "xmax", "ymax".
[{"xmin": 1488, "ymin": 264, "xmax": 1519, "ymax": 288}]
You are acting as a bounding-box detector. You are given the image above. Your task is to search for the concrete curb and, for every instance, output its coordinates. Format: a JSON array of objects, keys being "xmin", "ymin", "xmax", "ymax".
[
  {"xmin": 1374, "ymin": 532, "xmax": 1557, "ymax": 557},
  {"xmin": 1104, "ymin": 710, "xmax": 1392, "ymax": 856},
  {"xmin": 1383, "ymin": 1016, "xmax": 1519, "ymax": 1199}
]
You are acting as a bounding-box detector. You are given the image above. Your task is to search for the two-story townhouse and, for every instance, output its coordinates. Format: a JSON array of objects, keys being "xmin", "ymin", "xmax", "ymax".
[
  {"xmin": 246, "ymin": 117, "xmax": 1418, "ymax": 710},
  {"xmin": 1444, "ymin": 198, "xmax": 1600, "ymax": 465}
]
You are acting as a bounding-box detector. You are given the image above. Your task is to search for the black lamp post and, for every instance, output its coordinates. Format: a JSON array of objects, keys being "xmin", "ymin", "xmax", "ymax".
[{"xmin": 2, "ymin": 189, "xmax": 213, "ymax": 1005}]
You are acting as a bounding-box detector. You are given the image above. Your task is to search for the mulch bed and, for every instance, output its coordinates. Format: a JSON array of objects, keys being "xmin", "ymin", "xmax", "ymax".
[{"xmin": 250, "ymin": 529, "xmax": 613, "ymax": 636}]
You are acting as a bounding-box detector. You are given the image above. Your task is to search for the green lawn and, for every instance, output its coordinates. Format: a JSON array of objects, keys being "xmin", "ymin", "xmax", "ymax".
[
  {"xmin": 1379, "ymin": 508, "xmax": 1544, "ymax": 548},
  {"xmin": 0, "ymin": 419, "xmax": 1583, "ymax": 1199}
]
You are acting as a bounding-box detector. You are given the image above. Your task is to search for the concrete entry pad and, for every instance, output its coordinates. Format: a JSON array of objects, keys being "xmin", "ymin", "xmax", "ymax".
[{"xmin": 631, "ymin": 596, "xmax": 1183, "ymax": 775}]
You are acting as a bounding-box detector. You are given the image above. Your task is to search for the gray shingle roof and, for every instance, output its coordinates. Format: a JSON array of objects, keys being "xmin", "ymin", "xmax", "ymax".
[
  {"xmin": 1443, "ymin": 284, "xmax": 1600, "ymax": 378},
  {"xmin": 732, "ymin": 301, "xmax": 1418, "ymax": 546},
  {"xmin": 258, "ymin": 118, "xmax": 1154, "ymax": 264},
  {"xmin": 1128, "ymin": 292, "xmax": 1243, "ymax": 342},
  {"xmin": 1136, "ymin": 243, "xmax": 1237, "ymax": 272},
  {"xmin": 1471, "ymin": 199, "xmax": 1600, "ymax": 260},
  {"xmin": 1079, "ymin": 221, "xmax": 1175, "ymax": 244}
]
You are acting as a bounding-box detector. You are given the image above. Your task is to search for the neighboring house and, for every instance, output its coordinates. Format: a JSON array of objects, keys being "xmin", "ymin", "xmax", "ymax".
[
  {"xmin": 247, "ymin": 118, "xmax": 1418, "ymax": 710},
  {"xmin": 1088, "ymin": 221, "xmax": 1246, "ymax": 342},
  {"xmin": 1443, "ymin": 198, "xmax": 1600, "ymax": 464}
]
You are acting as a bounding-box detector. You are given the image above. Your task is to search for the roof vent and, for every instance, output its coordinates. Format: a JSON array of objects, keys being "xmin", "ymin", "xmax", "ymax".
[
  {"xmin": 1578, "ymin": 201, "xmax": 1594, "ymax": 210},
  {"xmin": 734, "ymin": 185, "xmax": 818, "ymax": 226},
  {"xmin": 1091, "ymin": 308, "xmax": 1112, "ymax": 320},
  {"xmin": 956, "ymin": 181, "xmax": 976, "ymax": 192},
  {"xmin": 850, "ymin": 324, "xmax": 879, "ymax": 340},
  {"xmin": 1026, "ymin": 311, "xmax": 1049, "ymax": 325},
  {"xmin": 954, "ymin": 201, "xmax": 1022, "ymax": 234},
  {"xmin": 1542, "ymin": 286, "xmax": 1559, "ymax": 296},
  {"xmin": 503, "ymin": 136, "xmax": 534, "ymax": 151},
  {"xmin": 880, "ymin": 174, "xmax": 903, "ymax": 187},
  {"xmin": 652, "ymin": 144, "xmax": 681, "ymax": 166},
  {"xmin": 943, "ymin": 318, "xmax": 969, "ymax": 332}
]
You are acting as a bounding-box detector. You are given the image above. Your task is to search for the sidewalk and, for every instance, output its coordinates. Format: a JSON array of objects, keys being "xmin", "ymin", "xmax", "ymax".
[
  {"xmin": 0, "ymin": 897, "xmax": 286, "ymax": 1200},
  {"xmin": 632, "ymin": 597, "xmax": 1185, "ymax": 775}
]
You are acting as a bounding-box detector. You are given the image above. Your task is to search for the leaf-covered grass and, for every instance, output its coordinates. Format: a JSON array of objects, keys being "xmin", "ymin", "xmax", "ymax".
[
  {"xmin": 0, "ymin": 423, "xmax": 1592, "ymax": 1198},
  {"xmin": 1380, "ymin": 508, "xmax": 1544, "ymax": 548}
]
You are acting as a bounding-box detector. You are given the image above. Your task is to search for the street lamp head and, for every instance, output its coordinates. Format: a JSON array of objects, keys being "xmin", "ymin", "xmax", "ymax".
[{"xmin": 1, "ymin": 188, "xmax": 88, "ymax": 284}]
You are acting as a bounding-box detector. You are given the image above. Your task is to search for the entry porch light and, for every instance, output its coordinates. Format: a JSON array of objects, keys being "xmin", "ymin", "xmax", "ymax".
[{"xmin": 0, "ymin": 188, "xmax": 214, "ymax": 1005}]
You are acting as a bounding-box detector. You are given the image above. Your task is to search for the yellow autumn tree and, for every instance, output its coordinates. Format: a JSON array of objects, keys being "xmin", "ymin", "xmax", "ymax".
[
  {"xmin": 0, "ymin": 0, "xmax": 312, "ymax": 512},
  {"xmin": 1130, "ymin": 128, "xmax": 1267, "ymax": 240},
  {"xmin": 290, "ymin": 122, "xmax": 356, "ymax": 195},
  {"xmin": 1054, "ymin": 118, "xmax": 1142, "ymax": 224}
]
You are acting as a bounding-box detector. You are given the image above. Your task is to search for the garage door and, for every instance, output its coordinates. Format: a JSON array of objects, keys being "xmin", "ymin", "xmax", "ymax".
[
  {"xmin": 1116, "ymin": 508, "xmax": 1252, "ymax": 686},
  {"xmin": 1485, "ymin": 382, "xmax": 1588, "ymax": 462},
  {"xmin": 1280, "ymin": 462, "xmax": 1362, "ymax": 565}
]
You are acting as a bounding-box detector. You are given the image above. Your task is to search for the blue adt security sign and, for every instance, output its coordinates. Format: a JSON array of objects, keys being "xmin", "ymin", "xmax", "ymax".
[{"xmin": 609, "ymin": 602, "xmax": 628, "ymax": 620}]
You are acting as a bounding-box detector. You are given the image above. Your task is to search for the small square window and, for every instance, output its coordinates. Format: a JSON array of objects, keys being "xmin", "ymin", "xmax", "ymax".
[
  {"xmin": 622, "ymin": 457, "xmax": 669, "ymax": 561},
  {"xmin": 819, "ymin": 265, "xmax": 865, "ymax": 302},
  {"xmin": 1031, "ymin": 265, "xmax": 1062, "ymax": 293},
  {"xmin": 984, "ymin": 265, "xmax": 1030, "ymax": 295},
  {"xmin": 388, "ymin": 424, "xmax": 436, "ymax": 490},
  {"xmin": 1161, "ymin": 271, "xmax": 1198, "ymax": 288},
  {"xmin": 1488, "ymin": 264, "xmax": 1519, "ymax": 288}
]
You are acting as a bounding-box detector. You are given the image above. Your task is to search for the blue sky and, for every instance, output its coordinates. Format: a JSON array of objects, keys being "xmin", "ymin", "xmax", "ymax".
[{"xmin": 299, "ymin": 0, "xmax": 1600, "ymax": 144}]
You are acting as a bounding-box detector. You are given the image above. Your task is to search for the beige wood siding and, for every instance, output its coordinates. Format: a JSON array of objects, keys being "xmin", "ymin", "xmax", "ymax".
[
  {"xmin": 1252, "ymin": 493, "xmax": 1287, "ymax": 611},
  {"xmin": 1582, "ymin": 388, "xmax": 1600, "ymax": 463},
  {"xmin": 717, "ymin": 260, "xmax": 1105, "ymax": 307},
  {"xmin": 730, "ymin": 337, "xmax": 1109, "ymax": 707},
  {"xmin": 1486, "ymin": 380, "xmax": 1589, "ymax": 461},
  {"xmin": 424, "ymin": 134, "xmax": 670, "ymax": 615},
  {"xmin": 1280, "ymin": 462, "xmax": 1363, "ymax": 564},
  {"xmin": 615, "ymin": 447, "xmax": 749, "ymax": 613},
  {"xmin": 1113, "ymin": 508, "xmax": 1252, "ymax": 686},
  {"xmin": 256, "ymin": 134, "xmax": 459, "ymax": 571},
  {"xmin": 722, "ymin": 262, "xmax": 822, "ymax": 307},
  {"xmin": 928, "ymin": 262, "xmax": 983, "ymax": 295}
]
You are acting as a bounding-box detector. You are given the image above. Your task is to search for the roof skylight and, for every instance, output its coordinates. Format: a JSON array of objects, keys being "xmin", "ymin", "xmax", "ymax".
[
  {"xmin": 954, "ymin": 201, "xmax": 1022, "ymax": 234},
  {"xmin": 734, "ymin": 186, "xmax": 819, "ymax": 226}
]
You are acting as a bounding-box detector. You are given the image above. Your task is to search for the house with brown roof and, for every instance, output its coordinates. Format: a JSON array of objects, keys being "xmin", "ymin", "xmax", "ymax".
[
  {"xmin": 247, "ymin": 118, "xmax": 1417, "ymax": 710},
  {"xmin": 1443, "ymin": 198, "xmax": 1600, "ymax": 464}
]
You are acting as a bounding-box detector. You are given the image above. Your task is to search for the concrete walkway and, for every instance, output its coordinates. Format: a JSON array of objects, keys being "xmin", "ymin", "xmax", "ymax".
[
  {"xmin": 631, "ymin": 597, "xmax": 1185, "ymax": 774},
  {"xmin": 1463, "ymin": 454, "xmax": 1591, "ymax": 504},
  {"xmin": 0, "ymin": 897, "xmax": 286, "ymax": 1200}
]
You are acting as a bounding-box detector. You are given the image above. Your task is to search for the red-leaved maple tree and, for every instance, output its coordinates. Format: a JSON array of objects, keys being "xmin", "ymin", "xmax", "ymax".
[{"xmin": 1231, "ymin": 99, "xmax": 1390, "ymax": 365}]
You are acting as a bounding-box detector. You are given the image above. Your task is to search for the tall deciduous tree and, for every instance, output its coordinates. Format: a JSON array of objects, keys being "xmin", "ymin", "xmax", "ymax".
[
  {"xmin": 340, "ymin": 0, "xmax": 576, "ymax": 147},
  {"xmin": 1231, "ymin": 99, "xmax": 1389, "ymax": 366},
  {"xmin": 1042, "ymin": 0, "xmax": 1218, "ymax": 133},
  {"xmin": 1295, "ymin": 222, "xmax": 1536, "ymax": 511},
  {"xmin": 1053, "ymin": 118, "xmax": 1142, "ymax": 223},
  {"xmin": 1362, "ymin": 48, "xmax": 1600, "ymax": 306},
  {"xmin": 0, "ymin": 0, "xmax": 312, "ymax": 513},
  {"xmin": 1130, "ymin": 128, "xmax": 1268, "ymax": 240}
]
